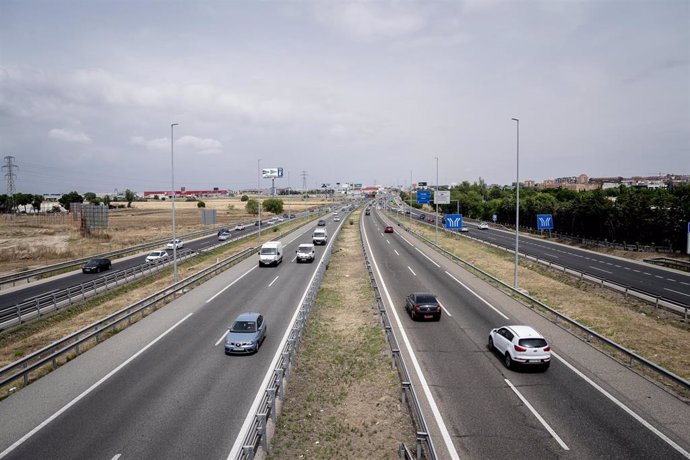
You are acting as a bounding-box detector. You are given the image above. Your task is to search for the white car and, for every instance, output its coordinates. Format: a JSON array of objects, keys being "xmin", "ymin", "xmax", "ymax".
[
  {"xmin": 295, "ymin": 243, "xmax": 315, "ymax": 263},
  {"xmin": 145, "ymin": 250, "xmax": 170, "ymax": 262},
  {"xmin": 478, "ymin": 222, "xmax": 489, "ymax": 230},
  {"xmin": 488, "ymin": 325, "xmax": 551, "ymax": 370},
  {"xmin": 459, "ymin": 227, "xmax": 469, "ymax": 233},
  {"xmin": 218, "ymin": 231, "xmax": 231, "ymax": 241},
  {"xmin": 166, "ymin": 239, "xmax": 184, "ymax": 249},
  {"xmin": 333, "ymin": 216, "xmax": 341, "ymax": 222},
  {"xmin": 234, "ymin": 224, "xmax": 246, "ymax": 231}
]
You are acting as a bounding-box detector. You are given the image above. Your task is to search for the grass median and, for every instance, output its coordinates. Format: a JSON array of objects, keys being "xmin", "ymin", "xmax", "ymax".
[{"xmin": 269, "ymin": 211, "xmax": 417, "ymax": 459}]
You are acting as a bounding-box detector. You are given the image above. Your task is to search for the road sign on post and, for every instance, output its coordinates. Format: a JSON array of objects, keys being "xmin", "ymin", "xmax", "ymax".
[
  {"xmin": 434, "ymin": 190, "xmax": 450, "ymax": 204},
  {"xmin": 416, "ymin": 190, "xmax": 431, "ymax": 204},
  {"xmin": 445, "ymin": 214, "xmax": 463, "ymax": 230},
  {"xmin": 687, "ymin": 222, "xmax": 690, "ymax": 255},
  {"xmin": 492, "ymin": 214, "xmax": 497, "ymax": 223},
  {"xmin": 417, "ymin": 181, "xmax": 427, "ymax": 187},
  {"xmin": 537, "ymin": 214, "xmax": 554, "ymax": 230}
]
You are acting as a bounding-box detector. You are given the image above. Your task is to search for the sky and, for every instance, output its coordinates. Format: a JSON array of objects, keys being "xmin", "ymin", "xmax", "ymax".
[{"xmin": 1, "ymin": 0, "xmax": 688, "ymax": 195}]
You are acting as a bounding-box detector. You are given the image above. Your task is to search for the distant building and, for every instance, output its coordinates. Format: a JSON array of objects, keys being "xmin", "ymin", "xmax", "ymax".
[{"xmin": 143, "ymin": 189, "xmax": 229, "ymax": 198}]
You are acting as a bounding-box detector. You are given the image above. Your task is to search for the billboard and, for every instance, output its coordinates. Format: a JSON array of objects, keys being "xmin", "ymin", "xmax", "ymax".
[
  {"xmin": 434, "ymin": 190, "xmax": 450, "ymax": 204},
  {"xmin": 262, "ymin": 167, "xmax": 284, "ymax": 179}
]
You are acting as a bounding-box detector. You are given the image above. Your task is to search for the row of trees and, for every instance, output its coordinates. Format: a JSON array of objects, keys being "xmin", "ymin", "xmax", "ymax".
[
  {"xmin": 0, "ymin": 190, "xmax": 138, "ymax": 213},
  {"xmin": 0, "ymin": 193, "xmax": 46, "ymax": 213},
  {"xmin": 401, "ymin": 183, "xmax": 690, "ymax": 250}
]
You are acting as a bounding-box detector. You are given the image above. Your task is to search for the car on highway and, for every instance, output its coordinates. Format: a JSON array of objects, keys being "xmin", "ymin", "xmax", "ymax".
[
  {"xmin": 405, "ymin": 292, "xmax": 442, "ymax": 321},
  {"xmin": 288, "ymin": 214, "xmax": 296, "ymax": 218},
  {"xmin": 296, "ymin": 243, "xmax": 315, "ymax": 263},
  {"xmin": 334, "ymin": 215, "xmax": 341, "ymax": 222},
  {"xmin": 459, "ymin": 227, "xmax": 469, "ymax": 233},
  {"xmin": 277, "ymin": 216, "xmax": 285, "ymax": 222},
  {"xmin": 82, "ymin": 258, "xmax": 112, "ymax": 274},
  {"xmin": 217, "ymin": 228, "xmax": 229, "ymax": 236},
  {"xmin": 218, "ymin": 231, "xmax": 231, "ymax": 241},
  {"xmin": 234, "ymin": 223, "xmax": 246, "ymax": 231},
  {"xmin": 166, "ymin": 239, "xmax": 184, "ymax": 249},
  {"xmin": 384, "ymin": 226, "xmax": 394, "ymax": 233},
  {"xmin": 224, "ymin": 312, "xmax": 266, "ymax": 354},
  {"xmin": 365, "ymin": 209, "xmax": 371, "ymax": 215},
  {"xmin": 478, "ymin": 222, "xmax": 489, "ymax": 230},
  {"xmin": 317, "ymin": 219, "xmax": 326, "ymax": 226},
  {"xmin": 488, "ymin": 325, "xmax": 550, "ymax": 371},
  {"xmin": 145, "ymin": 250, "xmax": 170, "ymax": 262},
  {"xmin": 418, "ymin": 213, "xmax": 426, "ymax": 220}
]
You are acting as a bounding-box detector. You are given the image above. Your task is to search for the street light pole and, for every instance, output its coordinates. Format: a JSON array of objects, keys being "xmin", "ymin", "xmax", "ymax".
[
  {"xmin": 435, "ymin": 156, "xmax": 439, "ymax": 244},
  {"xmin": 409, "ymin": 170, "xmax": 412, "ymax": 225},
  {"xmin": 512, "ymin": 117, "xmax": 520, "ymax": 289},
  {"xmin": 258, "ymin": 159, "xmax": 262, "ymax": 241},
  {"xmin": 170, "ymin": 122, "xmax": 179, "ymax": 284}
]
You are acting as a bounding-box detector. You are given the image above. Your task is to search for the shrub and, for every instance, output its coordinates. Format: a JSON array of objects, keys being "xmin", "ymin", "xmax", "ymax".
[
  {"xmin": 197, "ymin": 201, "xmax": 206, "ymax": 208},
  {"xmin": 240, "ymin": 195, "xmax": 249, "ymax": 202}
]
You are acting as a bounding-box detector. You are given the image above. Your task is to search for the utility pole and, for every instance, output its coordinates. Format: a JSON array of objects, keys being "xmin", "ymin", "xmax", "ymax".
[{"xmin": 2, "ymin": 156, "xmax": 18, "ymax": 212}]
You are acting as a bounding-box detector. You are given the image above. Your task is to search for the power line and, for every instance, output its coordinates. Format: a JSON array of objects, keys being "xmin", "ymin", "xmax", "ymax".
[{"xmin": 2, "ymin": 156, "xmax": 18, "ymax": 196}]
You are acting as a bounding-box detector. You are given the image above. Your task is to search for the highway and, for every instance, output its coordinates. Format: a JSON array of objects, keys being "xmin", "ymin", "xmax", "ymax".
[
  {"xmin": 392, "ymin": 199, "xmax": 690, "ymax": 307},
  {"xmin": 362, "ymin": 207, "xmax": 690, "ymax": 459},
  {"xmin": 0, "ymin": 213, "xmax": 345, "ymax": 459}
]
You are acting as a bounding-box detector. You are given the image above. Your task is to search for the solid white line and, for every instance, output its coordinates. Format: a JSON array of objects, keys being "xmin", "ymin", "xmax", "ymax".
[
  {"xmin": 505, "ymin": 379, "xmax": 569, "ymax": 451},
  {"xmin": 589, "ymin": 266, "xmax": 612, "ymax": 274},
  {"xmin": 362, "ymin": 222, "xmax": 460, "ymax": 460},
  {"xmin": 415, "ymin": 247, "xmax": 441, "ymax": 268},
  {"xmin": 445, "ymin": 271, "xmax": 510, "ymax": 320},
  {"xmin": 394, "ymin": 249, "xmax": 400, "ymax": 256},
  {"xmin": 0, "ymin": 313, "xmax": 194, "ymax": 459},
  {"xmin": 397, "ymin": 233, "xmax": 415, "ymax": 247},
  {"xmin": 227, "ymin": 222, "xmax": 342, "ymax": 459},
  {"xmin": 408, "ymin": 266, "xmax": 417, "ymax": 276},
  {"xmin": 206, "ymin": 266, "xmax": 257, "ymax": 303},
  {"xmin": 215, "ymin": 329, "xmax": 229, "ymax": 347},
  {"xmin": 437, "ymin": 300, "xmax": 452, "ymax": 317},
  {"xmin": 268, "ymin": 275, "xmax": 279, "ymax": 287},
  {"xmin": 552, "ymin": 351, "xmax": 690, "ymax": 458},
  {"xmin": 664, "ymin": 288, "xmax": 690, "ymax": 298}
]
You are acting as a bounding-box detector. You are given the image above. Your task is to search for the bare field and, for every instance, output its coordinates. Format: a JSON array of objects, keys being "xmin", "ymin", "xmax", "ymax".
[
  {"xmin": 0, "ymin": 197, "xmax": 333, "ymax": 274},
  {"xmin": 395, "ymin": 215, "xmax": 690, "ymax": 382}
]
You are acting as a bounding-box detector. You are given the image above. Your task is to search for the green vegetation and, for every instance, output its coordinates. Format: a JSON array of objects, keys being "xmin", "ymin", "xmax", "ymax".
[
  {"xmin": 245, "ymin": 198, "xmax": 259, "ymax": 215},
  {"xmin": 262, "ymin": 198, "xmax": 284, "ymax": 214}
]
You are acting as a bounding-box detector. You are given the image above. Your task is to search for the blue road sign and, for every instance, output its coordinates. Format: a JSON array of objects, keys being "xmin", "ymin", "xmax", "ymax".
[
  {"xmin": 688, "ymin": 221, "xmax": 690, "ymax": 233},
  {"xmin": 416, "ymin": 190, "xmax": 431, "ymax": 204},
  {"xmin": 492, "ymin": 214, "xmax": 497, "ymax": 223},
  {"xmin": 537, "ymin": 214, "xmax": 554, "ymax": 230},
  {"xmin": 445, "ymin": 214, "xmax": 463, "ymax": 230}
]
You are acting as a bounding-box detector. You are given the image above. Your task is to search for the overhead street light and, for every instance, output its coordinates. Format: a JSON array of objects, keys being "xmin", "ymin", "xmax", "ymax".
[
  {"xmin": 512, "ymin": 117, "xmax": 520, "ymax": 289},
  {"xmin": 171, "ymin": 122, "xmax": 179, "ymax": 284},
  {"xmin": 258, "ymin": 158, "xmax": 262, "ymax": 241},
  {"xmin": 435, "ymin": 156, "xmax": 439, "ymax": 244}
]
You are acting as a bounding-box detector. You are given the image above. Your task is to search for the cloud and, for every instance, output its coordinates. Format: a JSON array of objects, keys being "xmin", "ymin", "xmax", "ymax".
[
  {"xmin": 48, "ymin": 128, "xmax": 92, "ymax": 143},
  {"xmin": 315, "ymin": 2, "xmax": 427, "ymax": 39},
  {"xmin": 130, "ymin": 136, "xmax": 168, "ymax": 151},
  {"xmin": 177, "ymin": 135, "xmax": 223, "ymax": 155}
]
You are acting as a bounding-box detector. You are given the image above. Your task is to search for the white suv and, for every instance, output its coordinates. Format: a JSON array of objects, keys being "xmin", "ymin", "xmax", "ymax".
[
  {"xmin": 146, "ymin": 250, "xmax": 170, "ymax": 262},
  {"xmin": 488, "ymin": 325, "xmax": 550, "ymax": 371}
]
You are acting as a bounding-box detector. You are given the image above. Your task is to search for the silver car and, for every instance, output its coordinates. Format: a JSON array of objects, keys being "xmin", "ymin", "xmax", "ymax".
[{"xmin": 224, "ymin": 313, "xmax": 266, "ymax": 354}]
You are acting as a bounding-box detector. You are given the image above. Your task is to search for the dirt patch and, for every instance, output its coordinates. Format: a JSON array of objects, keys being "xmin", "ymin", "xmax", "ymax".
[
  {"xmin": 269, "ymin": 212, "xmax": 416, "ymax": 459},
  {"xmin": 397, "ymin": 216, "xmax": 690, "ymax": 382}
]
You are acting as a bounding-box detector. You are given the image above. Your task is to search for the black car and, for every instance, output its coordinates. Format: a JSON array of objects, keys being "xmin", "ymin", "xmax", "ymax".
[
  {"xmin": 418, "ymin": 213, "xmax": 426, "ymax": 220},
  {"xmin": 82, "ymin": 258, "xmax": 112, "ymax": 274},
  {"xmin": 217, "ymin": 227, "xmax": 229, "ymax": 236},
  {"xmin": 405, "ymin": 292, "xmax": 442, "ymax": 321},
  {"xmin": 317, "ymin": 219, "xmax": 326, "ymax": 226}
]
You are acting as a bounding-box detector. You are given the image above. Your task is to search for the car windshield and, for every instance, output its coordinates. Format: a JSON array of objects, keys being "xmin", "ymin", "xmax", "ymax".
[
  {"xmin": 231, "ymin": 321, "xmax": 257, "ymax": 333},
  {"xmin": 261, "ymin": 248, "xmax": 276, "ymax": 255},
  {"xmin": 518, "ymin": 338, "xmax": 548, "ymax": 348},
  {"xmin": 415, "ymin": 294, "xmax": 438, "ymax": 305},
  {"xmin": 298, "ymin": 247, "xmax": 312, "ymax": 253}
]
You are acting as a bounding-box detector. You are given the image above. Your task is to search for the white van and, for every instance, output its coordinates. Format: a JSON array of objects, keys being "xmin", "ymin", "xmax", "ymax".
[
  {"xmin": 313, "ymin": 228, "xmax": 328, "ymax": 245},
  {"xmin": 259, "ymin": 241, "xmax": 283, "ymax": 266}
]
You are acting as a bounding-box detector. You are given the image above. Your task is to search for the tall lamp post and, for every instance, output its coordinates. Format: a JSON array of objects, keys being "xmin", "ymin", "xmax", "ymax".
[
  {"xmin": 512, "ymin": 117, "xmax": 520, "ymax": 289},
  {"xmin": 257, "ymin": 159, "xmax": 262, "ymax": 240},
  {"xmin": 170, "ymin": 122, "xmax": 179, "ymax": 283},
  {"xmin": 409, "ymin": 170, "xmax": 413, "ymax": 224},
  {"xmin": 434, "ymin": 156, "xmax": 439, "ymax": 244}
]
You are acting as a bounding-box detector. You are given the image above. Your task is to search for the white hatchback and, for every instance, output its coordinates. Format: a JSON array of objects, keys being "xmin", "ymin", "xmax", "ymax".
[{"xmin": 488, "ymin": 325, "xmax": 550, "ymax": 371}]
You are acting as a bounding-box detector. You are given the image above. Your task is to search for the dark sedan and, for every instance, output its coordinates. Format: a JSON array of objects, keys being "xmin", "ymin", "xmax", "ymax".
[
  {"xmin": 405, "ymin": 292, "xmax": 442, "ymax": 321},
  {"xmin": 82, "ymin": 258, "xmax": 112, "ymax": 274},
  {"xmin": 317, "ymin": 219, "xmax": 326, "ymax": 226},
  {"xmin": 224, "ymin": 312, "xmax": 267, "ymax": 354}
]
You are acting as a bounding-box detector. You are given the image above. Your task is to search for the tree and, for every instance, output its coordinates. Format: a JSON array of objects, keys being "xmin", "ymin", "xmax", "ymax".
[
  {"xmin": 245, "ymin": 198, "xmax": 259, "ymax": 215},
  {"xmin": 240, "ymin": 194, "xmax": 249, "ymax": 202},
  {"xmin": 103, "ymin": 195, "xmax": 111, "ymax": 207},
  {"xmin": 83, "ymin": 192, "xmax": 97, "ymax": 203},
  {"xmin": 58, "ymin": 191, "xmax": 83, "ymax": 211},
  {"xmin": 197, "ymin": 200, "xmax": 206, "ymax": 208},
  {"xmin": 32, "ymin": 195, "xmax": 44, "ymax": 213},
  {"xmin": 262, "ymin": 198, "xmax": 284, "ymax": 214},
  {"xmin": 13, "ymin": 193, "xmax": 33, "ymax": 212},
  {"xmin": 124, "ymin": 189, "xmax": 136, "ymax": 208}
]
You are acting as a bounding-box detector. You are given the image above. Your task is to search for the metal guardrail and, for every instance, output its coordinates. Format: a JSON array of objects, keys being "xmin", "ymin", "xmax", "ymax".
[
  {"xmin": 0, "ymin": 247, "xmax": 256, "ymax": 392},
  {"xmin": 361, "ymin": 219, "xmax": 437, "ymax": 459},
  {"xmin": 391, "ymin": 215, "xmax": 690, "ymax": 394},
  {"xmin": 0, "ymin": 249, "xmax": 195, "ymax": 332},
  {"xmin": 0, "ymin": 226, "xmax": 223, "ymax": 289},
  {"xmin": 394, "ymin": 211, "xmax": 689, "ymax": 318},
  {"xmin": 644, "ymin": 257, "xmax": 690, "ymax": 272}
]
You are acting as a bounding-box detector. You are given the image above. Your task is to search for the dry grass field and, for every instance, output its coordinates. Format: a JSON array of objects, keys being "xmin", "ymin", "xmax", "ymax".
[{"xmin": 0, "ymin": 196, "xmax": 333, "ymax": 274}]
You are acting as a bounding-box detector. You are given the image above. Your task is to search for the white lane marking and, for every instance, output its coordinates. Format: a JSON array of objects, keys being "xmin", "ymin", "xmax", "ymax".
[
  {"xmin": 408, "ymin": 266, "xmax": 417, "ymax": 276},
  {"xmin": 445, "ymin": 271, "xmax": 509, "ymax": 320},
  {"xmin": 667, "ymin": 279, "xmax": 676, "ymax": 282},
  {"xmin": 228, "ymin": 224, "xmax": 342, "ymax": 459},
  {"xmin": 394, "ymin": 249, "xmax": 400, "ymax": 256},
  {"xmin": 291, "ymin": 256, "xmax": 297, "ymax": 262},
  {"xmin": 0, "ymin": 313, "xmax": 194, "ymax": 459},
  {"xmin": 624, "ymin": 267, "xmax": 631, "ymax": 270},
  {"xmin": 633, "ymin": 269, "xmax": 640, "ymax": 273},
  {"xmin": 111, "ymin": 455, "xmax": 121, "ymax": 460},
  {"xmin": 505, "ymin": 379, "xmax": 569, "ymax": 451},
  {"xmin": 437, "ymin": 299, "xmax": 452, "ymax": 317},
  {"xmin": 643, "ymin": 272, "xmax": 652, "ymax": 276},
  {"xmin": 215, "ymin": 329, "xmax": 229, "ymax": 347},
  {"xmin": 386, "ymin": 239, "xmax": 391, "ymax": 245},
  {"xmin": 589, "ymin": 266, "xmax": 612, "ymax": 274},
  {"xmin": 415, "ymin": 247, "xmax": 441, "ymax": 268},
  {"xmin": 268, "ymin": 275, "xmax": 279, "ymax": 287},
  {"xmin": 682, "ymin": 282, "xmax": 690, "ymax": 286},
  {"xmin": 206, "ymin": 266, "xmax": 257, "ymax": 303},
  {"xmin": 664, "ymin": 288, "xmax": 690, "ymax": 298},
  {"xmin": 552, "ymin": 351, "xmax": 690, "ymax": 458},
  {"xmin": 397, "ymin": 233, "xmax": 416, "ymax": 247},
  {"xmin": 361, "ymin": 223, "xmax": 460, "ymax": 460},
  {"xmin": 544, "ymin": 252, "xmax": 560, "ymax": 259},
  {"xmin": 654, "ymin": 275, "xmax": 664, "ymax": 279}
]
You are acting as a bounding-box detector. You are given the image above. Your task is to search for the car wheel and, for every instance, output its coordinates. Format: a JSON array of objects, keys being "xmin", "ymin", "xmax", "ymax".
[
  {"xmin": 541, "ymin": 363, "xmax": 550, "ymax": 372},
  {"xmin": 488, "ymin": 336, "xmax": 494, "ymax": 351},
  {"xmin": 410, "ymin": 309, "xmax": 417, "ymax": 321},
  {"xmin": 504, "ymin": 353, "xmax": 513, "ymax": 369}
]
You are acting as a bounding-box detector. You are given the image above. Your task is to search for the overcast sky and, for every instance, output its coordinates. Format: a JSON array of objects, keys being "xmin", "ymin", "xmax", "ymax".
[{"xmin": 1, "ymin": 0, "xmax": 688, "ymax": 194}]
